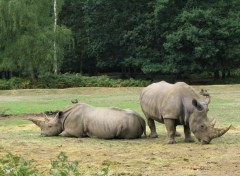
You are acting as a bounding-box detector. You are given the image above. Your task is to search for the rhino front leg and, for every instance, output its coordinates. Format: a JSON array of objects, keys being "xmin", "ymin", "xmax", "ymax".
[
  {"xmin": 184, "ymin": 125, "xmax": 195, "ymax": 142},
  {"xmin": 60, "ymin": 131, "xmax": 75, "ymax": 137},
  {"xmin": 164, "ymin": 119, "xmax": 176, "ymax": 144},
  {"xmin": 147, "ymin": 118, "xmax": 158, "ymax": 138}
]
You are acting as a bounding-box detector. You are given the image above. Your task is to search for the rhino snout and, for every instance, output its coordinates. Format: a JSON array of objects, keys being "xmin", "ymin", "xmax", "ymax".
[
  {"xmin": 201, "ymin": 139, "xmax": 211, "ymax": 144},
  {"xmin": 197, "ymin": 137, "xmax": 211, "ymax": 144}
]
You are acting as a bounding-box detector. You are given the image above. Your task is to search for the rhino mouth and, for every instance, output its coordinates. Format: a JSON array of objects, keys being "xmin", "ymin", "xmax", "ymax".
[
  {"xmin": 197, "ymin": 137, "xmax": 211, "ymax": 144},
  {"xmin": 201, "ymin": 139, "xmax": 211, "ymax": 144}
]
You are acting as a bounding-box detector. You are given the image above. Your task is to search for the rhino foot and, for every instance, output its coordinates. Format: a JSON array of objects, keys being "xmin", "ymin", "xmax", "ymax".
[
  {"xmin": 184, "ymin": 137, "xmax": 195, "ymax": 143},
  {"xmin": 175, "ymin": 131, "xmax": 181, "ymax": 137},
  {"xmin": 166, "ymin": 138, "xmax": 176, "ymax": 144},
  {"xmin": 149, "ymin": 133, "xmax": 158, "ymax": 138}
]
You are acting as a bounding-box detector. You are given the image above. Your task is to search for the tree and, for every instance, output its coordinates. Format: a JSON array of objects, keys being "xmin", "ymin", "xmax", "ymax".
[
  {"xmin": 59, "ymin": 0, "xmax": 92, "ymax": 74},
  {"xmin": 83, "ymin": 0, "xmax": 155, "ymax": 77},
  {"xmin": 157, "ymin": 0, "xmax": 240, "ymax": 78},
  {"xmin": 0, "ymin": 0, "xmax": 71, "ymax": 80}
]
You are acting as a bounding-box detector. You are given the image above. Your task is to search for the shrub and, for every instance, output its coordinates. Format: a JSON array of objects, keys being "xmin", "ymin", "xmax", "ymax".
[
  {"xmin": 50, "ymin": 152, "xmax": 82, "ymax": 176},
  {"xmin": 0, "ymin": 151, "xmax": 111, "ymax": 175},
  {"xmin": 0, "ymin": 79, "xmax": 10, "ymax": 90},
  {"xmin": 0, "ymin": 74, "xmax": 151, "ymax": 89},
  {"xmin": 0, "ymin": 152, "xmax": 39, "ymax": 176}
]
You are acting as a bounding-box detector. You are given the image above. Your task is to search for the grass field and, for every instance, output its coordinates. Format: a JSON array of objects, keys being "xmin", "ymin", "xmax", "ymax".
[{"xmin": 0, "ymin": 85, "xmax": 240, "ymax": 175}]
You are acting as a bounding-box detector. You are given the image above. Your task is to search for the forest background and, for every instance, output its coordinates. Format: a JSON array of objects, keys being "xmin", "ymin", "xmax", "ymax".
[{"xmin": 0, "ymin": 0, "xmax": 239, "ymax": 89}]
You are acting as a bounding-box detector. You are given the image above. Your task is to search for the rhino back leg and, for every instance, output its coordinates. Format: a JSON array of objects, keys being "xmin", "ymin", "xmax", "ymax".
[
  {"xmin": 164, "ymin": 119, "xmax": 176, "ymax": 144},
  {"xmin": 147, "ymin": 118, "xmax": 158, "ymax": 138}
]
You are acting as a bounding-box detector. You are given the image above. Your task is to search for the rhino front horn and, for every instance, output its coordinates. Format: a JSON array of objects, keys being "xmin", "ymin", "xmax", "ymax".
[
  {"xmin": 210, "ymin": 125, "xmax": 232, "ymax": 139},
  {"xmin": 28, "ymin": 118, "xmax": 45, "ymax": 128}
]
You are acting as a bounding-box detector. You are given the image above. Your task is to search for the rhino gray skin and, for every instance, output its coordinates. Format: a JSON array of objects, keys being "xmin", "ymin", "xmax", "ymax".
[
  {"xmin": 28, "ymin": 103, "xmax": 146, "ymax": 139},
  {"xmin": 140, "ymin": 81, "xmax": 231, "ymax": 144}
]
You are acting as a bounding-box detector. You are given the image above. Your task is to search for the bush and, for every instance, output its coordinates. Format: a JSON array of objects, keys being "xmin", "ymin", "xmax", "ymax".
[
  {"xmin": 0, "ymin": 74, "xmax": 151, "ymax": 89},
  {"xmin": 0, "ymin": 152, "xmax": 39, "ymax": 176},
  {"xmin": 50, "ymin": 152, "xmax": 82, "ymax": 176},
  {"xmin": 0, "ymin": 151, "xmax": 110, "ymax": 176},
  {"xmin": 0, "ymin": 79, "xmax": 10, "ymax": 90}
]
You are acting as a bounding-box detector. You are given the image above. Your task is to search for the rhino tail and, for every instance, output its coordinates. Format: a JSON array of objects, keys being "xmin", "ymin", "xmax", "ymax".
[{"xmin": 139, "ymin": 118, "xmax": 147, "ymax": 138}]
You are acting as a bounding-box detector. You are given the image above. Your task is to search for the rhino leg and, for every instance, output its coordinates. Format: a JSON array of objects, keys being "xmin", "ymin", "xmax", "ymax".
[
  {"xmin": 183, "ymin": 125, "xmax": 195, "ymax": 142},
  {"xmin": 164, "ymin": 119, "xmax": 176, "ymax": 144},
  {"xmin": 175, "ymin": 131, "xmax": 181, "ymax": 137},
  {"xmin": 60, "ymin": 131, "xmax": 75, "ymax": 137},
  {"xmin": 147, "ymin": 118, "xmax": 158, "ymax": 138}
]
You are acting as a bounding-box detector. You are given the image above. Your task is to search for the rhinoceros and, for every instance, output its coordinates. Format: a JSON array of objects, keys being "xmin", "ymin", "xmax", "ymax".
[
  {"xmin": 28, "ymin": 103, "xmax": 146, "ymax": 139},
  {"xmin": 140, "ymin": 81, "xmax": 231, "ymax": 144}
]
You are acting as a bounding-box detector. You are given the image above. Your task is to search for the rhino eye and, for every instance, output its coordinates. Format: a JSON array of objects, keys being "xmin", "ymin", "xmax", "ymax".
[
  {"xmin": 200, "ymin": 124, "xmax": 205, "ymax": 129},
  {"xmin": 48, "ymin": 124, "xmax": 52, "ymax": 128}
]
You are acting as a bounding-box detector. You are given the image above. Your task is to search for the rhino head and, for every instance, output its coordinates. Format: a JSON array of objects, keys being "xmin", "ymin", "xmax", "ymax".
[
  {"xmin": 189, "ymin": 98, "xmax": 231, "ymax": 144},
  {"xmin": 28, "ymin": 113, "xmax": 63, "ymax": 136}
]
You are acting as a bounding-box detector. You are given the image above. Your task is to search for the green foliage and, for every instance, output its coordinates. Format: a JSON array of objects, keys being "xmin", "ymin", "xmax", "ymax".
[
  {"xmin": 0, "ymin": 79, "xmax": 10, "ymax": 90},
  {"xmin": 95, "ymin": 167, "xmax": 109, "ymax": 176},
  {"xmin": 0, "ymin": 151, "xmax": 111, "ymax": 176},
  {"xmin": 0, "ymin": 74, "xmax": 150, "ymax": 89},
  {"xmin": 0, "ymin": 0, "xmax": 71, "ymax": 80},
  {"xmin": 0, "ymin": 152, "xmax": 39, "ymax": 176},
  {"xmin": 1, "ymin": 0, "xmax": 239, "ymax": 80},
  {"xmin": 50, "ymin": 152, "xmax": 82, "ymax": 176}
]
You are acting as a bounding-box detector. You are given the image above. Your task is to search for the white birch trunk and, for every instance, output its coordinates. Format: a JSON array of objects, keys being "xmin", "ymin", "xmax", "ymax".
[{"xmin": 53, "ymin": 0, "xmax": 57, "ymax": 74}]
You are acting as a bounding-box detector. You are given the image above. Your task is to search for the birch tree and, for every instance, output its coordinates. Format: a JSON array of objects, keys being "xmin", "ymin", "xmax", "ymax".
[{"xmin": 0, "ymin": 0, "xmax": 71, "ymax": 80}]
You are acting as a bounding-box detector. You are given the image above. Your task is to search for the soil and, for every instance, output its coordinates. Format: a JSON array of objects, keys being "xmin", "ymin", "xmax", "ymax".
[{"xmin": 0, "ymin": 114, "xmax": 239, "ymax": 176}]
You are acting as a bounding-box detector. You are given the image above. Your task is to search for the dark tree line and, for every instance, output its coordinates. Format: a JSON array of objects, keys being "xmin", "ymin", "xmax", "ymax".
[
  {"xmin": 0, "ymin": 0, "xmax": 240, "ymax": 80},
  {"xmin": 60, "ymin": 0, "xmax": 240, "ymax": 79}
]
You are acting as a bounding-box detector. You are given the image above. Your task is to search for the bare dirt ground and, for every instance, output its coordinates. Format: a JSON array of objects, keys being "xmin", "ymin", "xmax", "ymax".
[{"xmin": 0, "ymin": 114, "xmax": 239, "ymax": 176}]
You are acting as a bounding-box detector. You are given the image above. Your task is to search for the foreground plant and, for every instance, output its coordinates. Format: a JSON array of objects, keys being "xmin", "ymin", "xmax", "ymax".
[
  {"xmin": 50, "ymin": 152, "xmax": 82, "ymax": 176},
  {"xmin": 0, "ymin": 152, "xmax": 39, "ymax": 176}
]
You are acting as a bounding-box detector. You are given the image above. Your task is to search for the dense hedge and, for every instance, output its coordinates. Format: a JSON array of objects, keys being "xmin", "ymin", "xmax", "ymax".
[{"xmin": 0, "ymin": 74, "xmax": 151, "ymax": 90}]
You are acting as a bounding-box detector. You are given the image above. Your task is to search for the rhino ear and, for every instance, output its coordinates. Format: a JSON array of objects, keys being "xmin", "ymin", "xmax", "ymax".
[
  {"xmin": 56, "ymin": 111, "xmax": 63, "ymax": 119},
  {"xmin": 192, "ymin": 99, "xmax": 204, "ymax": 111}
]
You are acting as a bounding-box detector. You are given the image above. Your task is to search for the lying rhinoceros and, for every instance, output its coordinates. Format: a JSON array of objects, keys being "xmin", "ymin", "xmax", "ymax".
[
  {"xmin": 140, "ymin": 81, "xmax": 231, "ymax": 144},
  {"xmin": 28, "ymin": 103, "xmax": 146, "ymax": 139}
]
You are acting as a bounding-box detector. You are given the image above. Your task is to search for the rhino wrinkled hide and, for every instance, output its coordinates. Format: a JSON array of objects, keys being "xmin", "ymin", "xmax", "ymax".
[
  {"xmin": 28, "ymin": 103, "xmax": 146, "ymax": 139},
  {"xmin": 140, "ymin": 81, "xmax": 231, "ymax": 144}
]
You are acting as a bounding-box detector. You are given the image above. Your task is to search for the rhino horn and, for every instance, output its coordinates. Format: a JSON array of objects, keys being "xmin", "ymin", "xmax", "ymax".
[
  {"xmin": 210, "ymin": 119, "xmax": 216, "ymax": 128},
  {"xmin": 28, "ymin": 118, "xmax": 45, "ymax": 128},
  {"xmin": 209, "ymin": 125, "xmax": 232, "ymax": 139},
  {"xmin": 43, "ymin": 113, "xmax": 51, "ymax": 122},
  {"xmin": 205, "ymin": 95, "xmax": 211, "ymax": 105}
]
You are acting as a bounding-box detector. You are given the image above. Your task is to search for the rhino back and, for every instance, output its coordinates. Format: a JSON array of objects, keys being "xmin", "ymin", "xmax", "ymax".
[
  {"xmin": 83, "ymin": 107, "xmax": 145, "ymax": 139},
  {"xmin": 140, "ymin": 81, "xmax": 173, "ymax": 121},
  {"xmin": 140, "ymin": 81, "xmax": 200, "ymax": 123}
]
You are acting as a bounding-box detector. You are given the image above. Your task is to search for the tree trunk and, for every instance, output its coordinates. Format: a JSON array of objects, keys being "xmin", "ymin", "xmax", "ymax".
[
  {"xmin": 214, "ymin": 70, "xmax": 219, "ymax": 79},
  {"xmin": 221, "ymin": 70, "xmax": 226, "ymax": 79},
  {"xmin": 227, "ymin": 70, "xmax": 231, "ymax": 77},
  {"xmin": 121, "ymin": 65, "xmax": 127, "ymax": 79},
  {"xmin": 53, "ymin": 0, "xmax": 58, "ymax": 74}
]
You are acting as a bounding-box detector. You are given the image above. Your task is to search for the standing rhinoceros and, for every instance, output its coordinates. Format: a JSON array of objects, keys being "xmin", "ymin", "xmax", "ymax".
[
  {"xmin": 140, "ymin": 81, "xmax": 231, "ymax": 144},
  {"xmin": 28, "ymin": 103, "xmax": 146, "ymax": 139}
]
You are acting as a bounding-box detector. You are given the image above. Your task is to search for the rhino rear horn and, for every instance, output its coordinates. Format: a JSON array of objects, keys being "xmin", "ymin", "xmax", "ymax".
[
  {"xmin": 210, "ymin": 119, "xmax": 216, "ymax": 128},
  {"xmin": 28, "ymin": 118, "xmax": 45, "ymax": 128},
  {"xmin": 209, "ymin": 125, "xmax": 232, "ymax": 139}
]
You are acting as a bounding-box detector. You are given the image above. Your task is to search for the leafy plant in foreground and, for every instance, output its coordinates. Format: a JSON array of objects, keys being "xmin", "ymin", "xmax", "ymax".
[
  {"xmin": 0, "ymin": 152, "xmax": 39, "ymax": 176},
  {"xmin": 49, "ymin": 152, "xmax": 82, "ymax": 176}
]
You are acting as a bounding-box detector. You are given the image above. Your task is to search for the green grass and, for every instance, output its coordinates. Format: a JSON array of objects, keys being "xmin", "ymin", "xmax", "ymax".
[
  {"xmin": 0, "ymin": 85, "xmax": 240, "ymax": 175},
  {"xmin": 0, "ymin": 87, "xmax": 142, "ymax": 114},
  {"xmin": 0, "ymin": 119, "xmax": 29, "ymax": 126}
]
